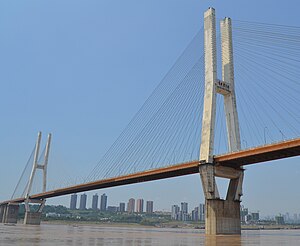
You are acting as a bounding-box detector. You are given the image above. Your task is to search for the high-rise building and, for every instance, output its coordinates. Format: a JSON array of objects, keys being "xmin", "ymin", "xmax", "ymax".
[
  {"xmin": 199, "ymin": 203, "xmax": 205, "ymax": 221},
  {"xmin": 251, "ymin": 212, "xmax": 259, "ymax": 222},
  {"xmin": 119, "ymin": 202, "xmax": 126, "ymax": 213},
  {"xmin": 146, "ymin": 201, "xmax": 154, "ymax": 214},
  {"xmin": 284, "ymin": 212, "xmax": 290, "ymax": 223},
  {"xmin": 240, "ymin": 206, "xmax": 248, "ymax": 223},
  {"xmin": 180, "ymin": 211, "xmax": 189, "ymax": 221},
  {"xmin": 79, "ymin": 193, "xmax": 87, "ymax": 210},
  {"xmin": 179, "ymin": 202, "xmax": 189, "ymax": 221},
  {"xmin": 70, "ymin": 193, "xmax": 77, "ymax": 210},
  {"xmin": 100, "ymin": 193, "xmax": 107, "ymax": 211},
  {"xmin": 190, "ymin": 204, "xmax": 205, "ymax": 222},
  {"xmin": 293, "ymin": 213, "xmax": 298, "ymax": 223},
  {"xmin": 127, "ymin": 198, "xmax": 135, "ymax": 213},
  {"xmin": 181, "ymin": 202, "xmax": 188, "ymax": 214},
  {"xmin": 275, "ymin": 215, "xmax": 285, "ymax": 225},
  {"xmin": 92, "ymin": 194, "xmax": 98, "ymax": 210},
  {"xmin": 171, "ymin": 205, "xmax": 180, "ymax": 220},
  {"xmin": 192, "ymin": 207, "xmax": 199, "ymax": 221},
  {"xmin": 136, "ymin": 199, "xmax": 144, "ymax": 213}
]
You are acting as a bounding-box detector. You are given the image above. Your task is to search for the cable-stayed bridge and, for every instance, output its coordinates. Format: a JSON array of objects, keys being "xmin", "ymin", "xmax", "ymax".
[{"xmin": 1, "ymin": 8, "xmax": 300, "ymax": 235}]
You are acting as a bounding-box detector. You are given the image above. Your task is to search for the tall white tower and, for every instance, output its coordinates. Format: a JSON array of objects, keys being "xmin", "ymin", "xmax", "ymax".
[
  {"xmin": 199, "ymin": 8, "xmax": 244, "ymax": 235},
  {"xmin": 24, "ymin": 132, "xmax": 52, "ymax": 225}
]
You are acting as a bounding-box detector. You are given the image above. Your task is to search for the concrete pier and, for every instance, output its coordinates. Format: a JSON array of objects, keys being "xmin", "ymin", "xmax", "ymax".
[
  {"xmin": 206, "ymin": 199, "xmax": 241, "ymax": 235},
  {"xmin": 2, "ymin": 204, "xmax": 19, "ymax": 224},
  {"xmin": 200, "ymin": 164, "xmax": 243, "ymax": 234},
  {"xmin": 24, "ymin": 211, "xmax": 42, "ymax": 225}
]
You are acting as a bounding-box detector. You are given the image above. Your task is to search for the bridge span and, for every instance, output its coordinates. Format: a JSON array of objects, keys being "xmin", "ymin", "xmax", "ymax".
[{"xmin": 2, "ymin": 137, "xmax": 300, "ymax": 205}]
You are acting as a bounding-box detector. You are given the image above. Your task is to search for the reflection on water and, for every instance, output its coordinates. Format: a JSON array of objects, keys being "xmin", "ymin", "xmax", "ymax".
[
  {"xmin": 205, "ymin": 235, "xmax": 241, "ymax": 246},
  {"xmin": 0, "ymin": 223, "xmax": 300, "ymax": 246}
]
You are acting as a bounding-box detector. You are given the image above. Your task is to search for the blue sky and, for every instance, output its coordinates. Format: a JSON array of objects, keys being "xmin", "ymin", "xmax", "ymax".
[{"xmin": 1, "ymin": 0, "xmax": 300, "ymax": 216}]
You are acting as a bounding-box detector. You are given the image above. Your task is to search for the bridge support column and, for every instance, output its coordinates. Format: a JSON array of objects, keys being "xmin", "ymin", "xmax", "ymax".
[
  {"xmin": 2, "ymin": 203, "xmax": 19, "ymax": 224},
  {"xmin": 24, "ymin": 211, "xmax": 42, "ymax": 225},
  {"xmin": 23, "ymin": 198, "xmax": 45, "ymax": 225},
  {"xmin": 205, "ymin": 199, "xmax": 241, "ymax": 235},
  {"xmin": 200, "ymin": 164, "xmax": 243, "ymax": 235}
]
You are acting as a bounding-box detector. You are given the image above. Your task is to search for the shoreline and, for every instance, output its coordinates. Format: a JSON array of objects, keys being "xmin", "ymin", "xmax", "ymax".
[
  {"xmin": 41, "ymin": 220, "xmax": 155, "ymax": 229},
  {"xmin": 39, "ymin": 220, "xmax": 300, "ymax": 231}
]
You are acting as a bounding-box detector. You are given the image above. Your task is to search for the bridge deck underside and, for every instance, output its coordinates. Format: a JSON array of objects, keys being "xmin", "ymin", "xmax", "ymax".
[{"xmin": 1, "ymin": 138, "xmax": 300, "ymax": 205}]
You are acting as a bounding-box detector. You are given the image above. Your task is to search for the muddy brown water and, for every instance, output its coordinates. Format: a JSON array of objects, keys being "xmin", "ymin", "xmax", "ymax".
[{"xmin": 0, "ymin": 223, "xmax": 300, "ymax": 245}]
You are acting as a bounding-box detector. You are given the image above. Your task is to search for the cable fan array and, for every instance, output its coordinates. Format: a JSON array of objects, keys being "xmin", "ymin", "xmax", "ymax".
[
  {"xmin": 11, "ymin": 146, "xmax": 46, "ymax": 199},
  {"xmin": 232, "ymin": 20, "xmax": 300, "ymax": 150},
  {"xmin": 86, "ymin": 28, "xmax": 205, "ymax": 182},
  {"xmin": 11, "ymin": 20, "xmax": 300, "ymax": 193}
]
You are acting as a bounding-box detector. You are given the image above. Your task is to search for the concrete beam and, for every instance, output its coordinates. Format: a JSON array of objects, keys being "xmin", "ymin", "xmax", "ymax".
[{"xmin": 215, "ymin": 166, "xmax": 242, "ymax": 179}]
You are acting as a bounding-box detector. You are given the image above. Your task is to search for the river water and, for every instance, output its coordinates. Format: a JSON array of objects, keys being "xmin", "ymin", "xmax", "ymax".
[{"xmin": 0, "ymin": 223, "xmax": 299, "ymax": 246}]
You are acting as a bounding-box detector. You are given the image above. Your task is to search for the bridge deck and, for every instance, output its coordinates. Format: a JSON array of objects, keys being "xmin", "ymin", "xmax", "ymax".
[
  {"xmin": 2, "ymin": 138, "xmax": 300, "ymax": 205},
  {"xmin": 214, "ymin": 138, "xmax": 300, "ymax": 168}
]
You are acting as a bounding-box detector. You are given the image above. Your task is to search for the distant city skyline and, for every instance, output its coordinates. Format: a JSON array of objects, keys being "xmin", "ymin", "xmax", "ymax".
[
  {"xmin": 68, "ymin": 193, "xmax": 155, "ymax": 214},
  {"xmin": 69, "ymin": 192, "xmax": 300, "ymax": 223},
  {"xmin": 67, "ymin": 192, "xmax": 300, "ymax": 224}
]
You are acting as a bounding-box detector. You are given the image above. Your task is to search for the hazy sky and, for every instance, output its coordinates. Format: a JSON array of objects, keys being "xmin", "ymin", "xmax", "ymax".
[{"xmin": 0, "ymin": 0, "xmax": 300, "ymax": 217}]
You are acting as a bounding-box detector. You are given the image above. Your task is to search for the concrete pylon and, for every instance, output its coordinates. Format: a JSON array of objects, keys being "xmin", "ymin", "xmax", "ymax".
[
  {"xmin": 199, "ymin": 8, "xmax": 244, "ymax": 235},
  {"xmin": 24, "ymin": 132, "xmax": 52, "ymax": 225}
]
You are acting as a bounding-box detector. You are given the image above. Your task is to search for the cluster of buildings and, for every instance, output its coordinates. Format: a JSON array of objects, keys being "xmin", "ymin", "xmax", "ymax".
[
  {"xmin": 269, "ymin": 213, "xmax": 300, "ymax": 225},
  {"xmin": 280, "ymin": 213, "xmax": 300, "ymax": 224},
  {"xmin": 70, "ymin": 193, "xmax": 267, "ymax": 225},
  {"xmin": 241, "ymin": 208, "xmax": 300, "ymax": 225},
  {"xmin": 70, "ymin": 193, "xmax": 108, "ymax": 211},
  {"xmin": 69, "ymin": 193, "xmax": 154, "ymax": 214},
  {"xmin": 126, "ymin": 198, "xmax": 154, "ymax": 214},
  {"xmin": 170, "ymin": 204, "xmax": 261, "ymax": 224},
  {"xmin": 68, "ymin": 195, "xmax": 299, "ymax": 226},
  {"xmin": 240, "ymin": 205, "xmax": 259, "ymax": 224},
  {"xmin": 171, "ymin": 203, "xmax": 205, "ymax": 222}
]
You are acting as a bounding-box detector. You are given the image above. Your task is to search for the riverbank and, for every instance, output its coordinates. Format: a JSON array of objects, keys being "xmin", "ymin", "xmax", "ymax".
[
  {"xmin": 242, "ymin": 224, "xmax": 300, "ymax": 230},
  {"xmin": 41, "ymin": 220, "xmax": 154, "ymax": 229},
  {"xmin": 40, "ymin": 220, "xmax": 300, "ymax": 230}
]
